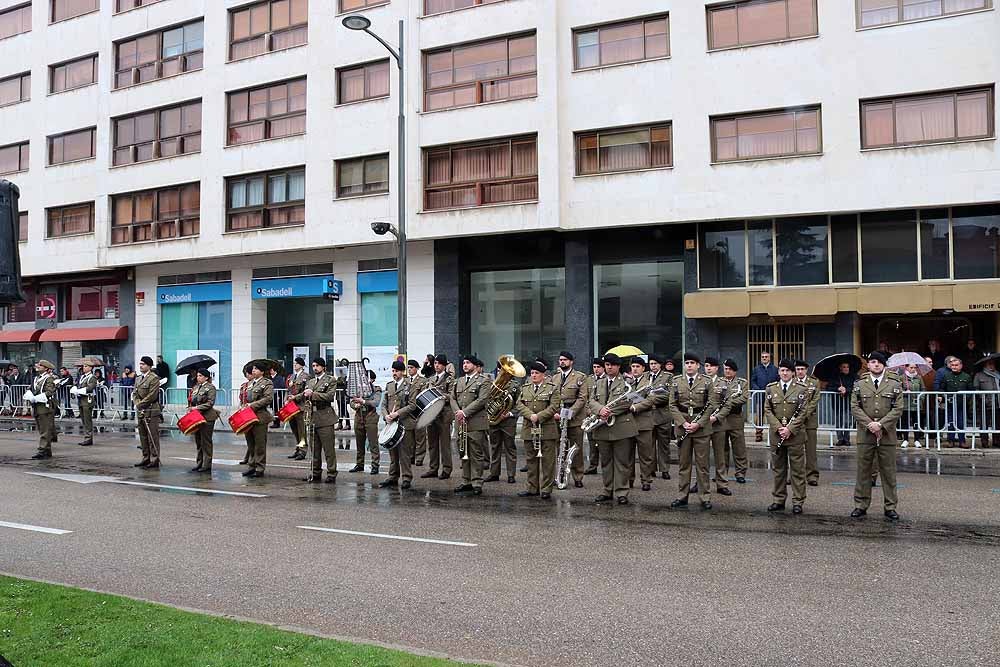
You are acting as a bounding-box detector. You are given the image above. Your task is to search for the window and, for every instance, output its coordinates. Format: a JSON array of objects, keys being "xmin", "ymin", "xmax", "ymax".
[
  {"xmin": 111, "ymin": 182, "xmax": 200, "ymax": 245},
  {"xmin": 46, "ymin": 202, "xmax": 94, "ymax": 238},
  {"xmin": 424, "ymin": 0, "xmax": 504, "ymax": 16},
  {"xmin": 952, "ymin": 204, "xmax": 1000, "ymax": 279},
  {"xmin": 698, "ymin": 220, "xmax": 774, "ymax": 288},
  {"xmin": 594, "ymin": 261, "xmax": 683, "ymax": 362},
  {"xmin": 0, "ymin": 4, "xmax": 31, "ymax": 39},
  {"xmin": 51, "ymin": 0, "xmax": 98, "ymax": 22},
  {"xmin": 115, "ymin": 20, "xmax": 203, "ymax": 89},
  {"xmin": 424, "ymin": 136, "xmax": 538, "ymax": 210},
  {"xmin": 775, "ymin": 215, "xmax": 828, "ymax": 286},
  {"xmin": 340, "ymin": 0, "xmax": 387, "ymax": 11},
  {"xmin": 337, "ymin": 154, "xmax": 389, "ymax": 197},
  {"xmin": 860, "ymin": 210, "xmax": 918, "ymax": 283},
  {"xmin": 576, "ymin": 124, "xmax": 672, "ymax": 175},
  {"xmin": 573, "ymin": 15, "xmax": 669, "ymax": 69},
  {"xmin": 50, "ymin": 54, "xmax": 97, "ymax": 93},
  {"xmin": 113, "ymin": 100, "xmax": 201, "ymax": 166},
  {"xmin": 226, "ymin": 167, "xmax": 305, "ymax": 231},
  {"xmin": 857, "ymin": 0, "xmax": 990, "ymax": 28},
  {"xmin": 48, "ymin": 127, "xmax": 95, "ymax": 165},
  {"xmin": 712, "ymin": 107, "xmax": 820, "ymax": 162},
  {"xmin": 229, "ymin": 0, "xmax": 308, "ymax": 61},
  {"xmin": 830, "ymin": 214, "xmax": 859, "ymax": 283},
  {"xmin": 337, "ymin": 60, "xmax": 389, "ymax": 104},
  {"xmin": 424, "ymin": 33, "xmax": 536, "ymax": 111},
  {"xmin": 116, "ymin": 0, "xmax": 165, "ymax": 12},
  {"xmin": 861, "ymin": 87, "xmax": 994, "ymax": 149},
  {"xmin": 708, "ymin": 0, "xmax": 818, "ymax": 50},
  {"xmin": 17, "ymin": 211, "xmax": 27, "ymax": 242},
  {"xmin": 227, "ymin": 78, "xmax": 306, "ymax": 145},
  {"xmin": 919, "ymin": 208, "xmax": 950, "ymax": 279},
  {"xmin": 0, "ymin": 141, "xmax": 29, "ymax": 175},
  {"xmin": 0, "ymin": 71, "xmax": 30, "ymax": 106},
  {"xmin": 66, "ymin": 284, "xmax": 119, "ymax": 320}
]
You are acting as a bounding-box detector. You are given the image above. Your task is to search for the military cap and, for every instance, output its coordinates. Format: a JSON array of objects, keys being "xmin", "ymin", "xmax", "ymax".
[
  {"xmin": 704, "ymin": 356, "xmax": 720, "ymax": 367},
  {"xmin": 558, "ymin": 350, "xmax": 574, "ymax": 361},
  {"xmin": 868, "ymin": 351, "xmax": 888, "ymax": 365},
  {"xmin": 35, "ymin": 359, "xmax": 55, "ymax": 370},
  {"xmin": 778, "ymin": 358, "xmax": 797, "ymax": 370},
  {"xmin": 603, "ymin": 353, "xmax": 623, "ymax": 367},
  {"xmin": 391, "ymin": 360, "xmax": 405, "ymax": 371},
  {"xmin": 528, "ymin": 361, "xmax": 547, "ymax": 374},
  {"xmin": 434, "ymin": 354, "xmax": 448, "ymax": 365},
  {"xmin": 312, "ymin": 357, "xmax": 327, "ymax": 367},
  {"xmin": 684, "ymin": 352, "xmax": 701, "ymax": 363},
  {"xmin": 649, "ymin": 353, "xmax": 666, "ymax": 364},
  {"xmin": 140, "ymin": 356, "xmax": 154, "ymax": 366},
  {"xmin": 407, "ymin": 359, "xmax": 421, "ymax": 369},
  {"xmin": 631, "ymin": 356, "xmax": 647, "ymax": 369},
  {"xmin": 724, "ymin": 358, "xmax": 738, "ymax": 371}
]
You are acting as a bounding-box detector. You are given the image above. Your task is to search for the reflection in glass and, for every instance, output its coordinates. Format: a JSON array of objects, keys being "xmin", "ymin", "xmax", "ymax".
[
  {"xmin": 748, "ymin": 219, "xmax": 774, "ymax": 286},
  {"xmin": 776, "ymin": 215, "xmax": 828, "ymax": 286},
  {"xmin": 594, "ymin": 262, "xmax": 683, "ymax": 359},
  {"xmin": 699, "ymin": 221, "xmax": 746, "ymax": 288},
  {"xmin": 861, "ymin": 210, "xmax": 917, "ymax": 283},
  {"xmin": 830, "ymin": 214, "xmax": 859, "ymax": 283},
  {"xmin": 952, "ymin": 204, "xmax": 1000, "ymax": 279},
  {"xmin": 919, "ymin": 208, "xmax": 950, "ymax": 279}
]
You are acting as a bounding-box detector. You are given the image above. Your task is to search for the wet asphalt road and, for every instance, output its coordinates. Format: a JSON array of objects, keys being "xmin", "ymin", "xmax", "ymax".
[{"xmin": 1, "ymin": 423, "xmax": 999, "ymax": 666}]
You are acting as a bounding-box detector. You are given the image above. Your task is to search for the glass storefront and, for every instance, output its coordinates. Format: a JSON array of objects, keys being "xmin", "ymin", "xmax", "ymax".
[
  {"xmin": 361, "ymin": 291, "xmax": 397, "ymax": 347},
  {"xmin": 161, "ymin": 301, "xmax": 232, "ymax": 390},
  {"xmin": 471, "ymin": 268, "xmax": 565, "ymax": 367},
  {"xmin": 594, "ymin": 261, "xmax": 684, "ymax": 359},
  {"xmin": 266, "ymin": 297, "xmax": 334, "ymax": 370}
]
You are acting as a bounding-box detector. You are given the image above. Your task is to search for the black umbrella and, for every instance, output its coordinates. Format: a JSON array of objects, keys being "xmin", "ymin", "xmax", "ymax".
[
  {"xmin": 974, "ymin": 352, "xmax": 1000, "ymax": 367},
  {"xmin": 176, "ymin": 354, "xmax": 217, "ymax": 375},
  {"xmin": 812, "ymin": 353, "xmax": 863, "ymax": 383}
]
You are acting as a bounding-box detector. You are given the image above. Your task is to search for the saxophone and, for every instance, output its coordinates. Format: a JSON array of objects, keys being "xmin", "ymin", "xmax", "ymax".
[{"xmin": 581, "ymin": 380, "xmax": 636, "ymax": 433}]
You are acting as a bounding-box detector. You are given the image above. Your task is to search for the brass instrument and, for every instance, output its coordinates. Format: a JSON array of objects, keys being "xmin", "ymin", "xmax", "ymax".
[
  {"xmin": 581, "ymin": 380, "xmax": 635, "ymax": 433},
  {"xmin": 555, "ymin": 408, "xmax": 577, "ymax": 490},
  {"xmin": 487, "ymin": 355, "xmax": 526, "ymax": 426},
  {"xmin": 531, "ymin": 424, "xmax": 542, "ymax": 458},
  {"xmin": 457, "ymin": 419, "xmax": 469, "ymax": 460}
]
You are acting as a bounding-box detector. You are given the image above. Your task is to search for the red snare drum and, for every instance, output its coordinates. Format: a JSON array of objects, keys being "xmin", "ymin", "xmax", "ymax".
[
  {"xmin": 277, "ymin": 400, "xmax": 301, "ymax": 424},
  {"xmin": 228, "ymin": 406, "xmax": 260, "ymax": 435},
  {"xmin": 178, "ymin": 409, "xmax": 207, "ymax": 435}
]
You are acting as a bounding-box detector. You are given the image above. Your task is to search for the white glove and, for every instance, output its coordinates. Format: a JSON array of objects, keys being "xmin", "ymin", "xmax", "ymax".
[
  {"xmin": 70, "ymin": 386, "xmax": 80, "ymax": 396},
  {"xmin": 22, "ymin": 390, "xmax": 34, "ymax": 402},
  {"xmin": 33, "ymin": 394, "xmax": 49, "ymax": 405},
  {"xmin": 158, "ymin": 377, "xmax": 169, "ymax": 387}
]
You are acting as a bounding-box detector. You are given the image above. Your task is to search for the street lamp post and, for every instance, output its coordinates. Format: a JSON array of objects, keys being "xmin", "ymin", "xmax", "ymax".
[{"xmin": 342, "ymin": 16, "xmax": 407, "ymax": 357}]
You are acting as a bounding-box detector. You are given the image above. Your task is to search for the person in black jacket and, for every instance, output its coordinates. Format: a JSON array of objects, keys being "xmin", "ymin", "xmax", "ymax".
[{"xmin": 154, "ymin": 355, "xmax": 170, "ymax": 383}]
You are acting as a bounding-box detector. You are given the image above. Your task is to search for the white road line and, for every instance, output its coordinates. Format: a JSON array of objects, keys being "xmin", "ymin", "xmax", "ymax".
[
  {"xmin": 170, "ymin": 457, "xmax": 368, "ymax": 472},
  {"xmin": 0, "ymin": 520, "xmax": 72, "ymax": 535},
  {"xmin": 297, "ymin": 525, "xmax": 477, "ymax": 548},
  {"xmin": 112, "ymin": 481, "xmax": 267, "ymax": 498}
]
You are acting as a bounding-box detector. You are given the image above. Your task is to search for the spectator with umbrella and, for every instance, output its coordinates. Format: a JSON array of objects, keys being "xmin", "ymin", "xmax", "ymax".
[
  {"xmin": 973, "ymin": 353, "xmax": 1000, "ymax": 449},
  {"xmin": 812, "ymin": 353, "xmax": 863, "ymax": 446},
  {"xmin": 886, "ymin": 352, "xmax": 932, "ymax": 449}
]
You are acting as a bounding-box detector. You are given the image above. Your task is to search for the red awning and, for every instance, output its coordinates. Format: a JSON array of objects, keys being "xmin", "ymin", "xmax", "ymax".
[
  {"xmin": 37, "ymin": 326, "xmax": 129, "ymax": 342},
  {"xmin": 0, "ymin": 329, "xmax": 43, "ymax": 343}
]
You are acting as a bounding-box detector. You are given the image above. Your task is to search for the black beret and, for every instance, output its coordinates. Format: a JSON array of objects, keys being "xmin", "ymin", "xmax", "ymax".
[
  {"xmin": 312, "ymin": 357, "xmax": 327, "ymax": 367},
  {"xmin": 558, "ymin": 350, "xmax": 574, "ymax": 361},
  {"xmin": 778, "ymin": 358, "xmax": 796, "ymax": 370},
  {"xmin": 630, "ymin": 356, "xmax": 647, "ymax": 368},
  {"xmin": 649, "ymin": 353, "xmax": 666, "ymax": 364},
  {"xmin": 868, "ymin": 351, "xmax": 888, "ymax": 365},
  {"xmin": 684, "ymin": 352, "xmax": 701, "ymax": 363},
  {"xmin": 252, "ymin": 360, "xmax": 270, "ymax": 372},
  {"xmin": 140, "ymin": 356, "xmax": 154, "ymax": 366},
  {"xmin": 195, "ymin": 368, "xmax": 212, "ymax": 378},
  {"xmin": 474, "ymin": 357, "xmax": 485, "ymax": 367},
  {"xmin": 592, "ymin": 357, "xmax": 604, "ymax": 366},
  {"xmin": 462, "ymin": 354, "xmax": 476, "ymax": 364},
  {"xmin": 408, "ymin": 359, "xmax": 420, "ymax": 369},
  {"xmin": 528, "ymin": 361, "xmax": 547, "ymax": 373},
  {"xmin": 391, "ymin": 360, "xmax": 405, "ymax": 371},
  {"xmin": 434, "ymin": 354, "xmax": 448, "ymax": 365},
  {"xmin": 534, "ymin": 357, "xmax": 548, "ymax": 370},
  {"xmin": 724, "ymin": 358, "xmax": 738, "ymax": 371},
  {"xmin": 603, "ymin": 353, "xmax": 623, "ymax": 366},
  {"xmin": 704, "ymin": 356, "xmax": 720, "ymax": 367},
  {"xmin": 794, "ymin": 359, "xmax": 809, "ymax": 368},
  {"xmin": 294, "ymin": 357, "xmax": 305, "ymax": 366}
]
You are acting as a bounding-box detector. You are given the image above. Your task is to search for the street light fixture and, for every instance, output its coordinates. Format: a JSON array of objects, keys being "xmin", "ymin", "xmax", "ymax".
[{"xmin": 341, "ymin": 14, "xmax": 407, "ymax": 358}]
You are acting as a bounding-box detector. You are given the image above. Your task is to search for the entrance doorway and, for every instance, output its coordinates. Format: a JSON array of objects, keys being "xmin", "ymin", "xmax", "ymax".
[{"xmin": 865, "ymin": 313, "xmax": 996, "ymax": 361}]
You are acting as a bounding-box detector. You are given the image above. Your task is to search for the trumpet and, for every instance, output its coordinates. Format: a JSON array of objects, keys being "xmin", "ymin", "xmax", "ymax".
[
  {"xmin": 531, "ymin": 424, "xmax": 542, "ymax": 458},
  {"xmin": 457, "ymin": 419, "xmax": 469, "ymax": 460}
]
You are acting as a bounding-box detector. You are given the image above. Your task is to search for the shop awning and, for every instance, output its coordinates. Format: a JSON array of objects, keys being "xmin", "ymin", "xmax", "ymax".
[
  {"xmin": 37, "ymin": 326, "xmax": 129, "ymax": 342},
  {"xmin": 0, "ymin": 329, "xmax": 43, "ymax": 343}
]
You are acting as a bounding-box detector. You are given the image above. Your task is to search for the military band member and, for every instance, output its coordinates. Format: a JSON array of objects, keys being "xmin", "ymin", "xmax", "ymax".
[
  {"xmin": 644, "ymin": 354, "xmax": 673, "ymax": 481},
  {"xmin": 350, "ymin": 370, "xmax": 382, "ymax": 475},
  {"xmin": 669, "ymin": 353, "xmax": 718, "ymax": 510},
  {"xmin": 719, "ymin": 359, "xmax": 749, "ymax": 483},
  {"xmin": 405, "ymin": 360, "xmax": 429, "ymax": 466},
  {"xmin": 628, "ymin": 356, "xmax": 656, "ymax": 491},
  {"xmin": 486, "ymin": 367, "xmax": 519, "ymax": 484},
  {"xmin": 794, "ymin": 360, "xmax": 822, "ymax": 486},
  {"xmin": 422, "ymin": 355, "xmax": 454, "ymax": 480},
  {"xmin": 764, "ymin": 359, "xmax": 808, "ymax": 513},
  {"xmin": 451, "ymin": 355, "xmax": 491, "ymax": 495},
  {"xmin": 188, "ymin": 368, "xmax": 218, "ymax": 473},
  {"xmin": 133, "ymin": 356, "xmax": 163, "ymax": 469},
  {"xmin": 237, "ymin": 370, "xmax": 253, "ymax": 465},
  {"xmin": 704, "ymin": 357, "xmax": 732, "ymax": 496},
  {"xmin": 554, "ymin": 351, "xmax": 587, "ymax": 488},
  {"xmin": 588, "ymin": 354, "xmax": 639, "ymax": 505},
  {"xmin": 242, "ymin": 361, "xmax": 274, "ymax": 478},
  {"xmin": 583, "ymin": 358, "xmax": 606, "ymax": 475},
  {"xmin": 472, "ymin": 356, "xmax": 491, "ymax": 472},
  {"xmin": 74, "ymin": 362, "xmax": 98, "ymax": 447},
  {"xmin": 382, "ymin": 360, "xmax": 414, "ymax": 489},
  {"xmin": 303, "ymin": 358, "xmax": 339, "ymax": 484},
  {"xmin": 850, "ymin": 352, "xmax": 903, "ymax": 521},
  {"xmin": 28, "ymin": 360, "xmax": 57, "ymax": 460},
  {"xmin": 285, "ymin": 358, "xmax": 311, "ymax": 460},
  {"xmin": 517, "ymin": 361, "xmax": 560, "ymax": 499}
]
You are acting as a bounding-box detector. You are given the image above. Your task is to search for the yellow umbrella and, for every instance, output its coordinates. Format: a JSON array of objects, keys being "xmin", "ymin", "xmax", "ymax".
[{"xmin": 606, "ymin": 345, "xmax": 644, "ymax": 357}]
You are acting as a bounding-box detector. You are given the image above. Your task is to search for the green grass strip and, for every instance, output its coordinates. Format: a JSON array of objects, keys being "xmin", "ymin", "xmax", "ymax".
[{"xmin": 0, "ymin": 575, "xmax": 468, "ymax": 667}]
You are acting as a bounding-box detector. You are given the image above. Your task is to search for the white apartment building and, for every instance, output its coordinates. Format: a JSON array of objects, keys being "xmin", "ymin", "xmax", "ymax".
[{"xmin": 0, "ymin": 0, "xmax": 998, "ymax": 392}]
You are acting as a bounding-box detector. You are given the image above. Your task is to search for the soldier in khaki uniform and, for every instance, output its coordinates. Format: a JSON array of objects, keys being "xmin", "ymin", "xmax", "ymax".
[
  {"xmin": 588, "ymin": 353, "xmax": 639, "ymax": 505},
  {"xmin": 285, "ymin": 358, "xmax": 311, "ymax": 460},
  {"xmin": 583, "ymin": 358, "xmax": 606, "ymax": 475},
  {"xmin": 242, "ymin": 361, "xmax": 274, "ymax": 477},
  {"xmin": 795, "ymin": 360, "xmax": 822, "ymax": 486},
  {"xmin": 187, "ymin": 368, "xmax": 219, "ymax": 472},
  {"xmin": 704, "ymin": 357, "xmax": 732, "ymax": 496},
  {"xmin": 28, "ymin": 360, "xmax": 58, "ymax": 459},
  {"xmin": 132, "ymin": 356, "xmax": 163, "ymax": 469},
  {"xmin": 73, "ymin": 362, "xmax": 99, "ymax": 447},
  {"xmin": 423, "ymin": 354, "xmax": 454, "ymax": 479},
  {"xmin": 451, "ymin": 355, "xmax": 491, "ymax": 495},
  {"xmin": 404, "ymin": 360, "xmax": 429, "ymax": 466},
  {"xmin": 554, "ymin": 351, "xmax": 588, "ymax": 488},
  {"xmin": 764, "ymin": 359, "xmax": 809, "ymax": 513},
  {"xmin": 382, "ymin": 360, "xmax": 414, "ymax": 489},
  {"xmin": 349, "ymin": 370, "xmax": 382, "ymax": 475},
  {"xmin": 850, "ymin": 351, "xmax": 903, "ymax": 521},
  {"xmin": 486, "ymin": 376, "xmax": 519, "ymax": 484},
  {"xmin": 628, "ymin": 357, "xmax": 657, "ymax": 491},
  {"xmin": 516, "ymin": 361, "xmax": 560, "ymax": 499},
  {"xmin": 642, "ymin": 354, "xmax": 673, "ymax": 481},
  {"xmin": 719, "ymin": 359, "xmax": 749, "ymax": 483},
  {"xmin": 669, "ymin": 353, "xmax": 719, "ymax": 510},
  {"xmin": 303, "ymin": 358, "xmax": 339, "ymax": 484}
]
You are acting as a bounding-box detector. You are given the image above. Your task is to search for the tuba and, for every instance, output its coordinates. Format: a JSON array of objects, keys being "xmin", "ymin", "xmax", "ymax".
[{"xmin": 486, "ymin": 354, "xmax": 526, "ymax": 426}]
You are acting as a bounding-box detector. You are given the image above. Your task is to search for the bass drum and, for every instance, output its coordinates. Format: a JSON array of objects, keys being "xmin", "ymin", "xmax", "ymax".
[
  {"xmin": 413, "ymin": 387, "xmax": 446, "ymax": 429},
  {"xmin": 378, "ymin": 421, "xmax": 405, "ymax": 450}
]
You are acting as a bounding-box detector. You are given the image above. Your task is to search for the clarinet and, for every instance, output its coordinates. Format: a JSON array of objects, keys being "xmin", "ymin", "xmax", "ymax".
[
  {"xmin": 676, "ymin": 404, "xmax": 717, "ymax": 445},
  {"xmin": 780, "ymin": 393, "xmax": 808, "ymax": 442}
]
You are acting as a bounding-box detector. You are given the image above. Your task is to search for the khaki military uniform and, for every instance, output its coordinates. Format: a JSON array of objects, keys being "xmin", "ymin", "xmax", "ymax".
[
  {"xmin": 306, "ymin": 372, "xmax": 340, "ymax": 480},
  {"xmin": 717, "ymin": 376, "xmax": 749, "ymax": 479},
  {"xmin": 488, "ymin": 382, "xmax": 519, "ymax": 480},
  {"xmin": 707, "ymin": 374, "xmax": 732, "ymax": 492},
  {"xmin": 243, "ymin": 376, "xmax": 273, "ymax": 474},
  {"xmin": 799, "ymin": 376, "xmax": 821, "ymax": 484},
  {"xmin": 352, "ymin": 386, "xmax": 382, "ymax": 470},
  {"xmin": 32, "ymin": 372, "xmax": 58, "ymax": 456},
  {"xmin": 405, "ymin": 372, "xmax": 429, "ymax": 465},
  {"xmin": 583, "ymin": 372, "xmax": 606, "ymax": 473},
  {"xmin": 589, "ymin": 375, "xmax": 639, "ymax": 499},
  {"xmin": 851, "ymin": 374, "xmax": 903, "ymax": 511},
  {"xmin": 75, "ymin": 372, "xmax": 98, "ymax": 444},
  {"xmin": 518, "ymin": 379, "xmax": 560, "ymax": 494},
  {"xmin": 628, "ymin": 372, "xmax": 657, "ymax": 486},
  {"xmin": 554, "ymin": 368, "xmax": 588, "ymax": 484},
  {"xmin": 670, "ymin": 373, "xmax": 718, "ymax": 504},
  {"xmin": 383, "ymin": 375, "xmax": 414, "ymax": 484},
  {"xmin": 640, "ymin": 370, "xmax": 673, "ymax": 479},
  {"xmin": 189, "ymin": 381, "xmax": 219, "ymax": 470},
  {"xmin": 764, "ymin": 380, "xmax": 808, "ymax": 507},
  {"xmin": 426, "ymin": 372, "xmax": 455, "ymax": 476},
  {"xmin": 451, "ymin": 372, "xmax": 492, "ymax": 489},
  {"xmin": 286, "ymin": 369, "xmax": 311, "ymax": 451},
  {"xmin": 133, "ymin": 371, "xmax": 162, "ymax": 465}
]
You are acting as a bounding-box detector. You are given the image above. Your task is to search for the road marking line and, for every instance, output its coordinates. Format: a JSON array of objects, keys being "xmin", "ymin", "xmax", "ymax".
[
  {"xmin": 113, "ymin": 481, "xmax": 267, "ymax": 498},
  {"xmin": 0, "ymin": 520, "xmax": 72, "ymax": 535},
  {"xmin": 297, "ymin": 526, "xmax": 477, "ymax": 548},
  {"xmin": 170, "ymin": 457, "xmax": 363, "ymax": 472}
]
